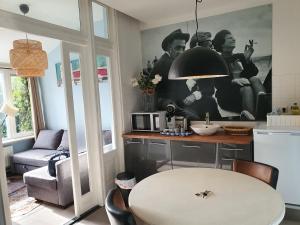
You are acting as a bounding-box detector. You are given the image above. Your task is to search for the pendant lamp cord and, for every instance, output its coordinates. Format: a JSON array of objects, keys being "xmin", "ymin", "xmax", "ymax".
[
  {"xmin": 195, "ymin": 0, "xmax": 203, "ymax": 46},
  {"xmin": 23, "ymin": 12, "xmax": 29, "ymax": 48},
  {"xmin": 20, "ymin": 4, "xmax": 30, "ymax": 48}
]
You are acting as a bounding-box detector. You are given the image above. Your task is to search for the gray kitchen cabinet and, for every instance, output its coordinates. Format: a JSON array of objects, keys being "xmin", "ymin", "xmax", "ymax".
[
  {"xmin": 124, "ymin": 138, "xmax": 171, "ymax": 181},
  {"xmin": 123, "ymin": 132, "xmax": 253, "ymax": 182},
  {"xmin": 219, "ymin": 143, "xmax": 253, "ymax": 169},
  {"xmin": 171, "ymin": 141, "xmax": 216, "ymax": 168}
]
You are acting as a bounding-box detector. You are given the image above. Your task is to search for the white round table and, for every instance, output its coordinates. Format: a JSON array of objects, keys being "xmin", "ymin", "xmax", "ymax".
[{"xmin": 129, "ymin": 168, "xmax": 285, "ymax": 225}]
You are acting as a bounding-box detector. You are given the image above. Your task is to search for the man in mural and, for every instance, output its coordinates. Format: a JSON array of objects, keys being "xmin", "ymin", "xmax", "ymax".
[
  {"xmin": 174, "ymin": 31, "xmax": 221, "ymax": 120},
  {"xmin": 150, "ymin": 29, "xmax": 190, "ymax": 112},
  {"xmin": 212, "ymin": 29, "xmax": 266, "ymax": 120}
]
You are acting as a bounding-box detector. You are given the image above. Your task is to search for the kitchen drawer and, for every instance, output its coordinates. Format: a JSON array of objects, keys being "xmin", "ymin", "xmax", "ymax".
[
  {"xmin": 171, "ymin": 141, "xmax": 216, "ymax": 166},
  {"xmin": 146, "ymin": 139, "xmax": 170, "ymax": 160},
  {"xmin": 220, "ymin": 143, "xmax": 252, "ymax": 169}
]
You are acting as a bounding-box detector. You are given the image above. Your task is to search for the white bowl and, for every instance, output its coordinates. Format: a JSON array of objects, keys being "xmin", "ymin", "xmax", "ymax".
[{"xmin": 190, "ymin": 124, "xmax": 220, "ymax": 136}]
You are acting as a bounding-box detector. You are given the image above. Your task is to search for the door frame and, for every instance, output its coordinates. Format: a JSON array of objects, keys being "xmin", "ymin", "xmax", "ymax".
[
  {"xmin": 61, "ymin": 41, "xmax": 104, "ymax": 215},
  {"xmin": 0, "ymin": 0, "xmax": 122, "ymax": 223}
]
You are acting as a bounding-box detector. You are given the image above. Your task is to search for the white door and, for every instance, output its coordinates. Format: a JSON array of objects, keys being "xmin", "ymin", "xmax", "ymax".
[
  {"xmin": 60, "ymin": 41, "xmax": 100, "ymax": 216},
  {"xmin": 94, "ymin": 47, "xmax": 118, "ymax": 191}
]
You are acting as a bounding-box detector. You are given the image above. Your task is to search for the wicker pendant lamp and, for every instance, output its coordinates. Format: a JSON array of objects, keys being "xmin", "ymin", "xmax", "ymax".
[{"xmin": 9, "ymin": 4, "xmax": 48, "ymax": 77}]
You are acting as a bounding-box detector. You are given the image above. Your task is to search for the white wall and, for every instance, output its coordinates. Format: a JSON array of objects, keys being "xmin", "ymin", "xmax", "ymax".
[
  {"xmin": 272, "ymin": 0, "xmax": 300, "ymax": 109},
  {"xmin": 138, "ymin": 0, "xmax": 300, "ymax": 113}
]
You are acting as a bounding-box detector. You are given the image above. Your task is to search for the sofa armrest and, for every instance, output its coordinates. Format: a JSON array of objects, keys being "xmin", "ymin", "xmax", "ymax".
[{"xmin": 55, "ymin": 152, "xmax": 90, "ymax": 206}]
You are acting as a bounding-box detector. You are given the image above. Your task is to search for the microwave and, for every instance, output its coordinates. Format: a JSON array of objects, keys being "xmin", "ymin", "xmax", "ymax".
[{"xmin": 131, "ymin": 111, "xmax": 166, "ymax": 132}]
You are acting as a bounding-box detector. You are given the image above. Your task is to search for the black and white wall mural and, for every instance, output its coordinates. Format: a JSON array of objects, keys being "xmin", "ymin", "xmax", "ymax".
[{"xmin": 142, "ymin": 4, "xmax": 272, "ymax": 121}]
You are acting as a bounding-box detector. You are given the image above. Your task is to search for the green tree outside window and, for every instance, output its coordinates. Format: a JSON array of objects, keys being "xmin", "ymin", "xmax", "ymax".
[{"xmin": 11, "ymin": 77, "xmax": 32, "ymax": 133}]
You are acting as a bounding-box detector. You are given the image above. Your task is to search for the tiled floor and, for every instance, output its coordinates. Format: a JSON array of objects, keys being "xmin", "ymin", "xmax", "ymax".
[
  {"xmin": 11, "ymin": 203, "xmax": 300, "ymax": 225},
  {"xmin": 12, "ymin": 203, "xmax": 75, "ymax": 225}
]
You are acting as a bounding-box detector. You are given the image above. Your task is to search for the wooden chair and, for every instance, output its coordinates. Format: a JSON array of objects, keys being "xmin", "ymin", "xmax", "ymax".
[
  {"xmin": 232, "ymin": 159, "xmax": 279, "ymax": 189},
  {"xmin": 105, "ymin": 188, "xmax": 137, "ymax": 225}
]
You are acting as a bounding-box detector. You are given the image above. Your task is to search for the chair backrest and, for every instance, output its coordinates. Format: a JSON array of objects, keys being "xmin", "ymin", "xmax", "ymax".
[
  {"xmin": 232, "ymin": 159, "xmax": 279, "ymax": 189},
  {"xmin": 105, "ymin": 188, "xmax": 137, "ymax": 225}
]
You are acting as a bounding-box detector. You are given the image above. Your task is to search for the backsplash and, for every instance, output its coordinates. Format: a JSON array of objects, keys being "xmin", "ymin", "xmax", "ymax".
[{"xmin": 272, "ymin": 73, "xmax": 300, "ymax": 110}]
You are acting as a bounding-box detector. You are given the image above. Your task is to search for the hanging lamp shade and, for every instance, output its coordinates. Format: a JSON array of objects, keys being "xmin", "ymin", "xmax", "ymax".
[
  {"xmin": 9, "ymin": 39, "xmax": 48, "ymax": 77},
  {"xmin": 168, "ymin": 47, "xmax": 229, "ymax": 80}
]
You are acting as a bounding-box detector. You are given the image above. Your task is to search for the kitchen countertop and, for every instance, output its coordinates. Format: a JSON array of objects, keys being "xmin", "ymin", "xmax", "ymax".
[{"xmin": 123, "ymin": 131, "xmax": 253, "ymax": 145}]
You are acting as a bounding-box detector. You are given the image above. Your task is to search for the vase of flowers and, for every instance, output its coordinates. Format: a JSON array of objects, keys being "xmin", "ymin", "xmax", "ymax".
[{"xmin": 132, "ymin": 72, "xmax": 162, "ymax": 112}]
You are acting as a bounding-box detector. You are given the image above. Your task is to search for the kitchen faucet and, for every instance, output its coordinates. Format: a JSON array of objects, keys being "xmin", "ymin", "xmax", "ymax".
[{"xmin": 205, "ymin": 112, "xmax": 210, "ymax": 125}]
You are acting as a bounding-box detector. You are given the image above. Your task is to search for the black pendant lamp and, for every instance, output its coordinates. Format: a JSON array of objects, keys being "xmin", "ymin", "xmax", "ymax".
[{"xmin": 168, "ymin": 0, "xmax": 229, "ymax": 80}]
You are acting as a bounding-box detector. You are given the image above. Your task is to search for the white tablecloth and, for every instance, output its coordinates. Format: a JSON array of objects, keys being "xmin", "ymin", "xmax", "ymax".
[{"xmin": 129, "ymin": 168, "xmax": 285, "ymax": 225}]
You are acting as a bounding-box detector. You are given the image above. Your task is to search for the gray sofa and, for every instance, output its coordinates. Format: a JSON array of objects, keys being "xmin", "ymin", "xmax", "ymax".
[
  {"xmin": 12, "ymin": 129, "xmax": 67, "ymax": 174},
  {"xmin": 12, "ymin": 129, "xmax": 111, "ymax": 174},
  {"xmin": 23, "ymin": 152, "xmax": 89, "ymax": 207}
]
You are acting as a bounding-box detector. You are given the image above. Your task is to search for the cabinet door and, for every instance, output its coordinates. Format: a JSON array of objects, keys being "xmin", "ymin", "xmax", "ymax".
[
  {"xmin": 254, "ymin": 131, "xmax": 300, "ymax": 205},
  {"xmin": 219, "ymin": 143, "xmax": 252, "ymax": 170},
  {"xmin": 124, "ymin": 138, "xmax": 144, "ymax": 175},
  {"xmin": 146, "ymin": 139, "xmax": 171, "ymax": 172},
  {"xmin": 171, "ymin": 141, "xmax": 215, "ymax": 168}
]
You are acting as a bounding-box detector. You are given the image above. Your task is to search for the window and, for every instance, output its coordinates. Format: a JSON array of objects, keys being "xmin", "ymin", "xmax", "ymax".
[
  {"xmin": 0, "ymin": 0, "xmax": 81, "ymax": 31},
  {"xmin": 95, "ymin": 54, "xmax": 114, "ymax": 152},
  {"xmin": 92, "ymin": 2, "xmax": 109, "ymax": 39},
  {"xmin": 0, "ymin": 69, "xmax": 33, "ymax": 140}
]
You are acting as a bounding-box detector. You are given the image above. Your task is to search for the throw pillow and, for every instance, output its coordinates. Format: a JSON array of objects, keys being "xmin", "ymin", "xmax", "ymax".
[
  {"xmin": 33, "ymin": 129, "xmax": 64, "ymax": 150},
  {"xmin": 57, "ymin": 130, "xmax": 69, "ymax": 151}
]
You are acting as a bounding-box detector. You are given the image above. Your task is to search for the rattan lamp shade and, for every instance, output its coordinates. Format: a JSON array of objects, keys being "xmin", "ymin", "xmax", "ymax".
[{"xmin": 10, "ymin": 39, "xmax": 48, "ymax": 77}]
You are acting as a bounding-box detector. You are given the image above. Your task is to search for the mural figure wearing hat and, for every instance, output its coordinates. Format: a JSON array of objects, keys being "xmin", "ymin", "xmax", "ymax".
[
  {"xmin": 150, "ymin": 29, "xmax": 190, "ymax": 110},
  {"xmin": 172, "ymin": 32, "xmax": 221, "ymax": 120},
  {"xmin": 212, "ymin": 29, "xmax": 266, "ymax": 120}
]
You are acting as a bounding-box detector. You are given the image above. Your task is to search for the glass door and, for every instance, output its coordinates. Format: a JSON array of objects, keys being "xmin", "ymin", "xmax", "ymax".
[{"xmin": 60, "ymin": 41, "xmax": 98, "ymax": 216}]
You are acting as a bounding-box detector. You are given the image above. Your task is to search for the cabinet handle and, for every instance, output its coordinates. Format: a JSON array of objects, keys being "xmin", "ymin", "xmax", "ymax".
[
  {"xmin": 149, "ymin": 142, "xmax": 166, "ymax": 146},
  {"xmin": 220, "ymin": 148, "xmax": 244, "ymax": 151},
  {"xmin": 221, "ymin": 158, "xmax": 235, "ymax": 161},
  {"xmin": 270, "ymin": 132, "xmax": 292, "ymax": 135},
  {"xmin": 256, "ymin": 131, "xmax": 270, "ymax": 135},
  {"xmin": 182, "ymin": 145, "xmax": 201, "ymax": 149},
  {"xmin": 125, "ymin": 141, "xmax": 142, "ymax": 144}
]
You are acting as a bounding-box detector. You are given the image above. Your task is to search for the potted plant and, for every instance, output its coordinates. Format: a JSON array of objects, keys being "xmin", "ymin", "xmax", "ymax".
[{"xmin": 132, "ymin": 73, "xmax": 162, "ymax": 112}]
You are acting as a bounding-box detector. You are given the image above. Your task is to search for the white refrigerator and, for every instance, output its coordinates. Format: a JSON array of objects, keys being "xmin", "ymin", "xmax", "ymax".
[{"xmin": 254, "ymin": 126, "xmax": 300, "ymax": 206}]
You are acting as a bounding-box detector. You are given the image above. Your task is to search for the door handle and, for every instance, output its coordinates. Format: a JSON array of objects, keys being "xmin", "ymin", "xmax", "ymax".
[
  {"xmin": 149, "ymin": 142, "xmax": 166, "ymax": 146},
  {"xmin": 220, "ymin": 148, "xmax": 244, "ymax": 151},
  {"xmin": 255, "ymin": 131, "xmax": 270, "ymax": 135},
  {"xmin": 125, "ymin": 140, "xmax": 142, "ymax": 144},
  {"xmin": 182, "ymin": 145, "xmax": 201, "ymax": 149}
]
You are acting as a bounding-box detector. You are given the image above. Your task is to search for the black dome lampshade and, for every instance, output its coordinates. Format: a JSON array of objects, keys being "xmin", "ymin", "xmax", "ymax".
[{"xmin": 168, "ymin": 46, "xmax": 229, "ymax": 80}]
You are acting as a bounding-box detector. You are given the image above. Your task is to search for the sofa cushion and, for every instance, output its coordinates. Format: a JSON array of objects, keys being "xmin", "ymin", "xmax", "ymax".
[
  {"xmin": 24, "ymin": 166, "xmax": 57, "ymax": 191},
  {"xmin": 33, "ymin": 129, "xmax": 64, "ymax": 150},
  {"xmin": 13, "ymin": 149, "xmax": 57, "ymax": 167},
  {"xmin": 57, "ymin": 130, "xmax": 69, "ymax": 151}
]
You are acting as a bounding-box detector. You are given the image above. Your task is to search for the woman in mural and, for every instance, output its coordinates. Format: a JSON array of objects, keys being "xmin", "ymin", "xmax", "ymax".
[{"xmin": 212, "ymin": 29, "xmax": 266, "ymax": 120}]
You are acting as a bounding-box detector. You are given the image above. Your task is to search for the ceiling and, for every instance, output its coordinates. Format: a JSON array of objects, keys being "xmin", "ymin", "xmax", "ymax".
[
  {"xmin": 0, "ymin": 0, "xmax": 272, "ymax": 64},
  {"xmin": 98, "ymin": 0, "xmax": 271, "ymax": 29}
]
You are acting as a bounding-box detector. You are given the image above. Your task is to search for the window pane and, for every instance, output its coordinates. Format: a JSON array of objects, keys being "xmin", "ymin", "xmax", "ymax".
[
  {"xmin": 11, "ymin": 76, "xmax": 33, "ymax": 133},
  {"xmin": 0, "ymin": 77, "xmax": 7, "ymax": 138},
  {"xmin": 0, "ymin": 0, "xmax": 80, "ymax": 30},
  {"xmin": 92, "ymin": 2, "xmax": 109, "ymax": 39},
  {"xmin": 96, "ymin": 55, "xmax": 114, "ymax": 149},
  {"xmin": 69, "ymin": 52, "xmax": 90, "ymax": 195}
]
